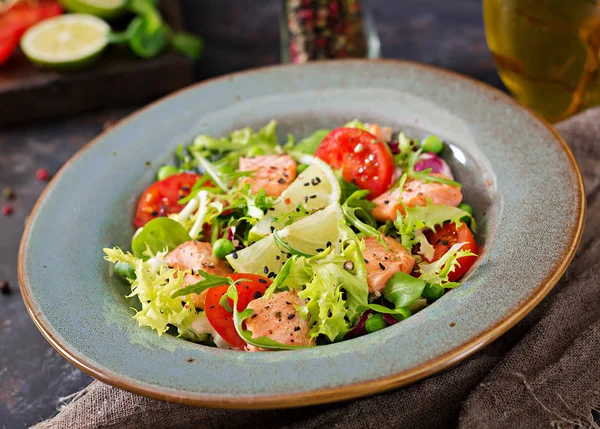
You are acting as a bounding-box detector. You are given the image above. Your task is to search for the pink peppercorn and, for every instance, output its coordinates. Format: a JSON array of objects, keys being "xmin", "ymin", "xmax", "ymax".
[
  {"xmin": 1, "ymin": 204, "xmax": 13, "ymax": 216},
  {"xmin": 36, "ymin": 168, "xmax": 50, "ymax": 181}
]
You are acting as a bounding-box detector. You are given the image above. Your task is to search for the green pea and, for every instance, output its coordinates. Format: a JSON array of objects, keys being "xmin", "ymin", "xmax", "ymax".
[
  {"xmin": 114, "ymin": 261, "xmax": 136, "ymax": 280},
  {"xmin": 422, "ymin": 283, "xmax": 445, "ymax": 302},
  {"xmin": 297, "ymin": 163, "xmax": 309, "ymax": 174},
  {"xmin": 458, "ymin": 203, "xmax": 473, "ymax": 215},
  {"xmin": 213, "ymin": 238, "xmax": 236, "ymax": 259},
  {"xmin": 458, "ymin": 203, "xmax": 473, "ymax": 226},
  {"xmin": 420, "ymin": 135, "xmax": 444, "ymax": 154},
  {"xmin": 365, "ymin": 313, "xmax": 389, "ymax": 333},
  {"xmin": 157, "ymin": 165, "xmax": 180, "ymax": 181}
]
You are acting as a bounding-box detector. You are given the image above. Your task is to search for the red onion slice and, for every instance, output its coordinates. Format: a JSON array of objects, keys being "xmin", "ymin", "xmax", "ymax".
[{"xmin": 414, "ymin": 152, "xmax": 454, "ymax": 179}]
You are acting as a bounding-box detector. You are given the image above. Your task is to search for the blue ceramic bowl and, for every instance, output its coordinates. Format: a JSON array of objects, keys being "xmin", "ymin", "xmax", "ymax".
[{"xmin": 19, "ymin": 60, "xmax": 585, "ymax": 408}]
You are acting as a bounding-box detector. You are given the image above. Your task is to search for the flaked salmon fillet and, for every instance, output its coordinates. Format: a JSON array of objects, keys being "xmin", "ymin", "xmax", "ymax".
[
  {"xmin": 372, "ymin": 173, "xmax": 462, "ymax": 222},
  {"xmin": 239, "ymin": 154, "xmax": 297, "ymax": 197},
  {"xmin": 366, "ymin": 123, "xmax": 393, "ymax": 142},
  {"xmin": 164, "ymin": 241, "xmax": 232, "ymax": 309},
  {"xmin": 363, "ymin": 236, "xmax": 415, "ymax": 296},
  {"xmin": 245, "ymin": 291, "xmax": 313, "ymax": 351}
]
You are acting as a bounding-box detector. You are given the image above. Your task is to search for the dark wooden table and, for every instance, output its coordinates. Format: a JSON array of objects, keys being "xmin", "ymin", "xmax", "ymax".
[{"xmin": 0, "ymin": 1, "xmax": 503, "ymax": 427}]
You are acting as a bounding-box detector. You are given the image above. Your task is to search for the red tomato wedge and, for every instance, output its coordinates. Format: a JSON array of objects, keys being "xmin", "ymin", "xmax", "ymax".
[
  {"xmin": 134, "ymin": 173, "xmax": 204, "ymax": 228},
  {"xmin": 0, "ymin": 1, "xmax": 63, "ymax": 66},
  {"xmin": 425, "ymin": 222, "xmax": 478, "ymax": 282},
  {"xmin": 0, "ymin": 31, "xmax": 18, "ymax": 66},
  {"xmin": 315, "ymin": 127, "xmax": 395, "ymax": 198},
  {"xmin": 204, "ymin": 273, "xmax": 271, "ymax": 350}
]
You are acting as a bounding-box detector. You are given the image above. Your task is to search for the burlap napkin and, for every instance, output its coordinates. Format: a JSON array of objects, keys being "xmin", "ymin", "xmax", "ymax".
[{"xmin": 33, "ymin": 107, "xmax": 600, "ymax": 429}]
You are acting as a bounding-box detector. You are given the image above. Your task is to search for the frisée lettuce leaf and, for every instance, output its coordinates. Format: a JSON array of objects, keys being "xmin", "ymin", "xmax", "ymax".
[
  {"xmin": 103, "ymin": 247, "xmax": 203, "ymax": 341},
  {"xmin": 417, "ymin": 242, "xmax": 477, "ymax": 288}
]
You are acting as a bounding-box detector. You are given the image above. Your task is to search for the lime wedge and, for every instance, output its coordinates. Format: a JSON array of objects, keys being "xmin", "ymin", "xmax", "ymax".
[
  {"xmin": 20, "ymin": 14, "xmax": 110, "ymax": 69},
  {"xmin": 228, "ymin": 204, "xmax": 343, "ymax": 275},
  {"xmin": 248, "ymin": 158, "xmax": 341, "ymax": 241},
  {"xmin": 58, "ymin": 0, "xmax": 127, "ymax": 19}
]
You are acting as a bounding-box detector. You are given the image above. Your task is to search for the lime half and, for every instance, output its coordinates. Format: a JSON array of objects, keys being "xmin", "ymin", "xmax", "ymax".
[
  {"xmin": 21, "ymin": 14, "xmax": 110, "ymax": 69},
  {"xmin": 248, "ymin": 158, "xmax": 341, "ymax": 241},
  {"xmin": 227, "ymin": 204, "xmax": 344, "ymax": 276},
  {"xmin": 58, "ymin": 0, "xmax": 127, "ymax": 19}
]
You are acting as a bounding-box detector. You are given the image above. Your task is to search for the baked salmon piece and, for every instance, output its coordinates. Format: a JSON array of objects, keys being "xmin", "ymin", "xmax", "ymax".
[
  {"xmin": 245, "ymin": 290, "xmax": 313, "ymax": 351},
  {"xmin": 238, "ymin": 155, "xmax": 297, "ymax": 197},
  {"xmin": 366, "ymin": 123, "xmax": 393, "ymax": 142},
  {"xmin": 165, "ymin": 241, "xmax": 232, "ymax": 309},
  {"xmin": 371, "ymin": 173, "xmax": 462, "ymax": 222},
  {"xmin": 363, "ymin": 236, "xmax": 415, "ymax": 296}
]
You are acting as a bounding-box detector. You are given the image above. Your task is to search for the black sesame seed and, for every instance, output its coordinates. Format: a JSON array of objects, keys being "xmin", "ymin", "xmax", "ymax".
[
  {"xmin": 326, "ymin": 241, "xmax": 332, "ymax": 247},
  {"xmin": 270, "ymin": 226, "xmax": 275, "ymax": 233},
  {"xmin": 288, "ymin": 313, "xmax": 296, "ymax": 320},
  {"xmin": 269, "ymin": 207, "xmax": 275, "ymax": 211},
  {"xmin": 253, "ymin": 291, "xmax": 262, "ymax": 299},
  {"xmin": 384, "ymin": 200, "xmax": 390, "ymax": 204},
  {"xmin": 379, "ymin": 262, "xmax": 386, "ymax": 270},
  {"xmin": 294, "ymin": 326, "xmax": 301, "ymax": 331},
  {"xmin": 258, "ymin": 278, "xmax": 267, "ymax": 284},
  {"xmin": 263, "ymin": 266, "xmax": 269, "ymax": 274},
  {"xmin": 316, "ymin": 248, "xmax": 324, "ymax": 252},
  {"xmin": 311, "ymin": 177, "xmax": 321, "ymax": 185},
  {"xmin": 276, "ymin": 255, "xmax": 281, "ymax": 260},
  {"xmin": 277, "ymin": 178, "xmax": 286, "ymax": 184},
  {"xmin": 296, "ymin": 207, "xmax": 300, "ymax": 212},
  {"xmin": 364, "ymin": 258, "xmax": 369, "ymax": 264},
  {"xmin": 309, "ymin": 195, "xmax": 317, "ymax": 199},
  {"xmin": 268, "ymin": 272, "xmax": 276, "ymax": 278},
  {"xmin": 304, "ymin": 182, "xmax": 310, "ymax": 186},
  {"xmin": 232, "ymin": 251, "xmax": 238, "ymax": 259}
]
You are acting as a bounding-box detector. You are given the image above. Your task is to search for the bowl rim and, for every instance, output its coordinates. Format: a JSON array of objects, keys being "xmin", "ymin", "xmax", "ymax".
[{"xmin": 18, "ymin": 58, "xmax": 586, "ymax": 409}]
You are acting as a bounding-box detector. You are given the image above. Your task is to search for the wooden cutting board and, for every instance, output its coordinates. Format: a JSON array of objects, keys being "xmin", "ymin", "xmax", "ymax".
[{"xmin": 0, "ymin": 1, "xmax": 193, "ymax": 128}]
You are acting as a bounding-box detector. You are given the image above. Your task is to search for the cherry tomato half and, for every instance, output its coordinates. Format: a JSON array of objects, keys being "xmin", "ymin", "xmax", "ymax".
[
  {"xmin": 315, "ymin": 128, "xmax": 395, "ymax": 198},
  {"xmin": 425, "ymin": 222, "xmax": 478, "ymax": 282},
  {"xmin": 134, "ymin": 172, "xmax": 203, "ymax": 228},
  {"xmin": 205, "ymin": 273, "xmax": 271, "ymax": 350}
]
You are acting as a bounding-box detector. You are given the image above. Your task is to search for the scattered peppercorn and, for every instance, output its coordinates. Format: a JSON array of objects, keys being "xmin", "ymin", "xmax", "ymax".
[
  {"xmin": 0, "ymin": 280, "xmax": 10, "ymax": 295},
  {"xmin": 2, "ymin": 187, "xmax": 14, "ymax": 200},
  {"xmin": 1, "ymin": 204, "xmax": 13, "ymax": 216},
  {"xmin": 36, "ymin": 168, "xmax": 50, "ymax": 181}
]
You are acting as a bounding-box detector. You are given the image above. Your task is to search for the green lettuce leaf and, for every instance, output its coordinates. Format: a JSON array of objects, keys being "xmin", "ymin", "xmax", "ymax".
[
  {"xmin": 418, "ymin": 242, "xmax": 477, "ymax": 288},
  {"xmin": 383, "ymin": 271, "xmax": 426, "ymax": 308},
  {"xmin": 104, "ymin": 247, "xmax": 201, "ymax": 339},
  {"xmin": 293, "ymin": 129, "xmax": 330, "ymax": 154},
  {"xmin": 131, "ymin": 217, "xmax": 191, "ymax": 260}
]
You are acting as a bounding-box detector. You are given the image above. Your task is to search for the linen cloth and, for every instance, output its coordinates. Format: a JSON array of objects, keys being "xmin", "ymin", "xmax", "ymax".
[{"xmin": 34, "ymin": 107, "xmax": 600, "ymax": 429}]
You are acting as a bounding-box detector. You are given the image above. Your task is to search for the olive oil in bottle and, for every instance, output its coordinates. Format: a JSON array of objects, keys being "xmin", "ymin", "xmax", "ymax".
[{"xmin": 484, "ymin": 0, "xmax": 600, "ymax": 122}]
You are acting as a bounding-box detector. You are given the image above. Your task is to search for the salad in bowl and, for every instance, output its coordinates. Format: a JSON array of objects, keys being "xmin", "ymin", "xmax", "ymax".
[{"xmin": 104, "ymin": 120, "xmax": 478, "ymax": 351}]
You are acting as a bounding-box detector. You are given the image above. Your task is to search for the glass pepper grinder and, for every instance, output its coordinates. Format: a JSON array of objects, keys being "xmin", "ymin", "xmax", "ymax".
[{"xmin": 281, "ymin": 0, "xmax": 380, "ymax": 63}]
